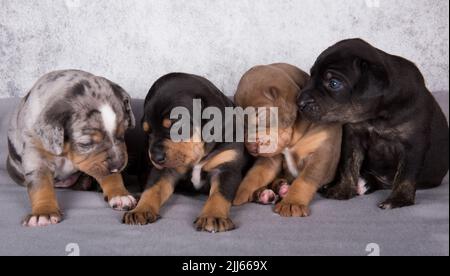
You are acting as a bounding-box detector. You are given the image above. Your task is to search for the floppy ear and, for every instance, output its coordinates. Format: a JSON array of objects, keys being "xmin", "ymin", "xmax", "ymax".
[
  {"xmin": 263, "ymin": 87, "xmax": 279, "ymax": 102},
  {"xmin": 355, "ymin": 58, "xmax": 389, "ymax": 98},
  {"xmin": 34, "ymin": 101, "xmax": 72, "ymax": 156},
  {"xmin": 109, "ymin": 82, "xmax": 136, "ymax": 129}
]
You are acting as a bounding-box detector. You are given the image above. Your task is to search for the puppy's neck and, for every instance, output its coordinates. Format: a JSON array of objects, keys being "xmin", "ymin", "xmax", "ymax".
[{"xmin": 288, "ymin": 115, "xmax": 314, "ymax": 148}]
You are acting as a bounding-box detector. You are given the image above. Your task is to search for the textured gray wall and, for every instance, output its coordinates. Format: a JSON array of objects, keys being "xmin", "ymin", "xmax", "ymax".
[{"xmin": 1, "ymin": 0, "xmax": 449, "ymax": 98}]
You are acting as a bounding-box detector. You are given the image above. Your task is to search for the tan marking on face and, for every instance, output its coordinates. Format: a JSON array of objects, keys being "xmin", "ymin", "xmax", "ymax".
[
  {"xmin": 65, "ymin": 143, "xmax": 109, "ymax": 179},
  {"xmin": 162, "ymin": 118, "xmax": 172, "ymax": 129},
  {"xmin": 143, "ymin": 122, "xmax": 151, "ymax": 133},
  {"xmin": 163, "ymin": 139, "xmax": 205, "ymax": 168},
  {"xmin": 203, "ymin": 150, "xmax": 238, "ymax": 172},
  {"xmin": 116, "ymin": 122, "xmax": 126, "ymax": 138},
  {"xmin": 91, "ymin": 130, "xmax": 104, "ymax": 144}
]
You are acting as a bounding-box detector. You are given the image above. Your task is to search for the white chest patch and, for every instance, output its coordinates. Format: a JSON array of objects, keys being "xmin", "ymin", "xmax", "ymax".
[
  {"xmin": 357, "ymin": 178, "xmax": 369, "ymax": 196},
  {"xmin": 283, "ymin": 148, "xmax": 299, "ymax": 177},
  {"xmin": 99, "ymin": 104, "xmax": 117, "ymax": 136},
  {"xmin": 191, "ymin": 164, "xmax": 205, "ymax": 190}
]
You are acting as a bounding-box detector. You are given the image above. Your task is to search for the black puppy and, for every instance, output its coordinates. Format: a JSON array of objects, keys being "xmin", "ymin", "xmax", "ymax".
[
  {"xmin": 298, "ymin": 38, "xmax": 449, "ymax": 209},
  {"xmin": 122, "ymin": 73, "xmax": 247, "ymax": 232}
]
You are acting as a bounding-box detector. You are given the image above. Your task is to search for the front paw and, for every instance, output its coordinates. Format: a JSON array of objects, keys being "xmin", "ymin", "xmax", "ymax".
[
  {"xmin": 194, "ymin": 217, "xmax": 236, "ymax": 233},
  {"xmin": 107, "ymin": 195, "xmax": 137, "ymax": 211},
  {"xmin": 122, "ymin": 209, "xmax": 160, "ymax": 225},
  {"xmin": 320, "ymin": 183, "xmax": 357, "ymax": 200},
  {"xmin": 233, "ymin": 188, "xmax": 254, "ymax": 206},
  {"xmin": 22, "ymin": 211, "xmax": 62, "ymax": 227},
  {"xmin": 274, "ymin": 201, "xmax": 310, "ymax": 217},
  {"xmin": 379, "ymin": 197, "xmax": 415, "ymax": 210}
]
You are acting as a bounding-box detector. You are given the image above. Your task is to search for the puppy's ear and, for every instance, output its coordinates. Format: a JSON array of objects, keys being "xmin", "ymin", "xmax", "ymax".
[
  {"xmin": 263, "ymin": 87, "xmax": 279, "ymax": 102},
  {"xmin": 109, "ymin": 82, "xmax": 136, "ymax": 129},
  {"xmin": 34, "ymin": 101, "xmax": 72, "ymax": 156},
  {"xmin": 355, "ymin": 58, "xmax": 389, "ymax": 97}
]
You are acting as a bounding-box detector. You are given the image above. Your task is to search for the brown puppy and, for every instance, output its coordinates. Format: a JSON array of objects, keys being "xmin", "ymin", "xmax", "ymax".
[{"xmin": 233, "ymin": 63, "xmax": 342, "ymax": 217}]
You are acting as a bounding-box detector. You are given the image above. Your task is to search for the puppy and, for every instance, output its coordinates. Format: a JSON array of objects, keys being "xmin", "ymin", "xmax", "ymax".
[
  {"xmin": 233, "ymin": 63, "xmax": 342, "ymax": 217},
  {"xmin": 298, "ymin": 39, "xmax": 450, "ymax": 209},
  {"xmin": 122, "ymin": 73, "xmax": 247, "ymax": 233},
  {"xmin": 7, "ymin": 70, "xmax": 137, "ymax": 227}
]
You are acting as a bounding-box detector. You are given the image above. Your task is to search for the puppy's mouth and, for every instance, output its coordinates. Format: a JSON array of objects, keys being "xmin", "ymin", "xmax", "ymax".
[
  {"xmin": 150, "ymin": 159, "xmax": 165, "ymax": 170},
  {"xmin": 299, "ymin": 104, "xmax": 322, "ymax": 122}
]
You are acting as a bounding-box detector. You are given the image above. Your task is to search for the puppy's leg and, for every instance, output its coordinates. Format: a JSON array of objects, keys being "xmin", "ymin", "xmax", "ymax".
[
  {"xmin": 195, "ymin": 168, "xmax": 240, "ymax": 233},
  {"xmin": 275, "ymin": 148, "xmax": 337, "ymax": 217},
  {"xmin": 379, "ymin": 149, "xmax": 422, "ymax": 209},
  {"xmin": 23, "ymin": 170, "xmax": 62, "ymax": 227},
  {"xmin": 97, "ymin": 174, "xmax": 136, "ymax": 211},
  {"xmin": 322, "ymin": 126, "xmax": 362, "ymax": 200},
  {"xmin": 233, "ymin": 156, "xmax": 283, "ymax": 205},
  {"xmin": 274, "ymin": 177, "xmax": 316, "ymax": 217},
  {"xmin": 123, "ymin": 171, "xmax": 176, "ymax": 225}
]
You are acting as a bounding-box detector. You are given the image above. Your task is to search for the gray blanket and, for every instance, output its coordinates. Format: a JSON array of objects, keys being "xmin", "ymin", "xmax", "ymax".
[{"xmin": 0, "ymin": 93, "xmax": 448, "ymax": 256}]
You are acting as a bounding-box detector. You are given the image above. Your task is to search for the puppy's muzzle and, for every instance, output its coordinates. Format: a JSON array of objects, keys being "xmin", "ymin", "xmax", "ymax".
[
  {"xmin": 149, "ymin": 145, "xmax": 166, "ymax": 170},
  {"xmin": 298, "ymin": 93, "xmax": 320, "ymax": 118}
]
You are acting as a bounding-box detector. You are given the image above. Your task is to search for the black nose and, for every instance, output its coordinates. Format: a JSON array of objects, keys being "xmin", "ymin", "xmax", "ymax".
[
  {"xmin": 152, "ymin": 152, "xmax": 166, "ymax": 165},
  {"xmin": 109, "ymin": 160, "xmax": 125, "ymax": 173},
  {"xmin": 298, "ymin": 94, "xmax": 316, "ymax": 111}
]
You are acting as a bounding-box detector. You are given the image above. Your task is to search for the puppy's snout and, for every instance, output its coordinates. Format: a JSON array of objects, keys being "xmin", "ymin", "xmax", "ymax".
[
  {"xmin": 298, "ymin": 93, "xmax": 316, "ymax": 111},
  {"xmin": 151, "ymin": 147, "xmax": 166, "ymax": 165},
  {"xmin": 109, "ymin": 159, "xmax": 125, "ymax": 174}
]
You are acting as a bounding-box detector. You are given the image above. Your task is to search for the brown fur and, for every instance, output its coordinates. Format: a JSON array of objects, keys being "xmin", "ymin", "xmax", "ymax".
[
  {"xmin": 98, "ymin": 173, "xmax": 132, "ymax": 202},
  {"xmin": 203, "ymin": 150, "xmax": 238, "ymax": 172},
  {"xmin": 162, "ymin": 139, "xmax": 205, "ymax": 168},
  {"xmin": 123, "ymin": 175, "xmax": 176, "ymax": 225},
  {"xmin": 195, "ymin": 178, "xmax": 235, "ymax": 232},
  {"xmin": 27, "ymin": 171, "xmax": 61, "ymax": 219},
  {"xmin": 143, "ymin": 122, "xmax": 151, "ymax": 133},
  {"xmin": 234, "ymin": 63, "xmax": 342, "ymax": 217}
]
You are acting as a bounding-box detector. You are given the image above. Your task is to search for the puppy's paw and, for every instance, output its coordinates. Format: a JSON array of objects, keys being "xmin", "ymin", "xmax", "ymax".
[
  {"xmin": 276, "ymin": 182, "xmax": 290, "ymax": 199},
  {"xmin": 257, "ymin": 189, "xmax": 277, "ymax": 205},
  {"xmin": 22, "ymin": 212, "xmax": 62, "ymax": 227},
  {"xmin": 233, "ymin": 188, "xmax": 254, "ymax": 206},
  {"xmin": 378, "ymin": 198, "xmax": 415, "ymax": 210},
  {"xmin": 320, "ymin": 184, "xmax": 357, "ymax": 200},
  {"xmin": 194, "ymin": 217, "xmax": 236, "ymax": 233},
  {"xmin": 274, "ymin": 201, "xmax": 310, "ymax": 217},
  {"xmin": 108, "ymin": 195, "xmax": 137, "ymax": 211},
  {"xmin": 122, "ymin": 209, "xmax": 160, "ymax": 225}
]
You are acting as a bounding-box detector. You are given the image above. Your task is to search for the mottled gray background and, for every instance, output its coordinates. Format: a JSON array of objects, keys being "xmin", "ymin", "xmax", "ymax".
[{"xmin": 1, "ymin": 0, "xmax": 449, "ymax": 98}]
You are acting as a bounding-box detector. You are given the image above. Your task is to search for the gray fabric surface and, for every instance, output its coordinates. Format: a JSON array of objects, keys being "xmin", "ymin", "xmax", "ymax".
[{"xmin": 0, "ymin": 93, "xmax": 448, "ymax": 256}]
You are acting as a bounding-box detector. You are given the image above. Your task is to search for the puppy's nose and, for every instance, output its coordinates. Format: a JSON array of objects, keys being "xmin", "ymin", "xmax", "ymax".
[
  {"xmin": 109, "ymin": 160, "xmax": 125, "ymax": 173},
  {"xmin": 298, "ymin": 94, "xmax": 316, "ymax": 111},
  {"xmin": 152, "ymin": 152, "xmax": 166, "ymax": 165}
]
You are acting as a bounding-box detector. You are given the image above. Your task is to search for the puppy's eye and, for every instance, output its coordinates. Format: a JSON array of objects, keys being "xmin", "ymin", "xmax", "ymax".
[
  {"xmin": 328, "ymin": 78, "xmax": 343, "ymax": 90},
  {"xmin": 77, "ymin": 142, "xmax": 94, "ymax": 149}
]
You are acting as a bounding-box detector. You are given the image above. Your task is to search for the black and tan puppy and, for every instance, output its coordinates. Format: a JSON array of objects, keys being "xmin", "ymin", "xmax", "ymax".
[
  {"xmin": 298, "ymin": 39, "xmax": 450, "ymax": 209},
  {"xmin": 7, "ymin": 70, "xmax": 137, "ymax": 227},
  {"xmin": 233, "ymin": 63, "xmax": 342, "ymax": 217},
  {"xmin": 122, "ymin": 73, "xmax": 247, "ymax": 233}
]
